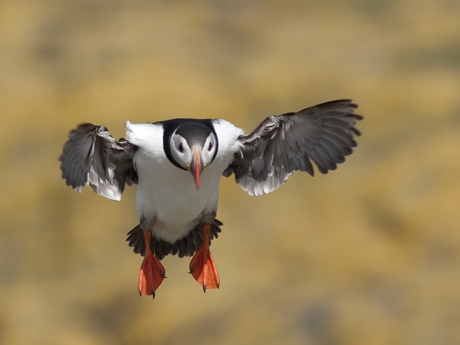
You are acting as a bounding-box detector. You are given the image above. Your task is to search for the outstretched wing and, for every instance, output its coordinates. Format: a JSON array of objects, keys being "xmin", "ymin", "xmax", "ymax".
[
  {"xmin": 59, "ymin": 123, "xmax": 138, "ymax": 201},
  {"xmin": 224, "ymin": 99, "xmax": 363, "ymax": 196}
]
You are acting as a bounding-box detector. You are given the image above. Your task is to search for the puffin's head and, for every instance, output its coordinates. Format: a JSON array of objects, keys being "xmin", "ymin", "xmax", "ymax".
[{"xmin": 169, "ymin": 122, "xmax": 218, "ymax": 190}]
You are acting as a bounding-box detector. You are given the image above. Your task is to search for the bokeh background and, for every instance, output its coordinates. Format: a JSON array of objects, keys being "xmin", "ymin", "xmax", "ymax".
[{"xmin": 1, "ymin": 1, "xmax": 460, "ymax": 344}]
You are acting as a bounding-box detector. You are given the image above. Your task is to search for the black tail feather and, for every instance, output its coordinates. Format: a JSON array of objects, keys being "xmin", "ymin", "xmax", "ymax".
[{"xmin": 126, "ymin": 219, "xmax": 223, "ymax": 260}]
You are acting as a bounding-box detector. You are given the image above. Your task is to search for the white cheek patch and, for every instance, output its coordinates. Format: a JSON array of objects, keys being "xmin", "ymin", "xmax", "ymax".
[
  {"xmin": 170, "ymin": 134, "xmax": 191, "ymax": 168},
  {"xmin": 202, "ymin": 134, "xmax": 217, "ymax": 165}
]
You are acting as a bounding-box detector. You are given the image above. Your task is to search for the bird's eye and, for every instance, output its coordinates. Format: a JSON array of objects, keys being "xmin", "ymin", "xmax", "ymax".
[
  {"xmin": 208, "ymin": 143, "xmax": 213, "ymax": 152},
  {"xmin": 178, "ymin": 143, "xmax": 184, "ymax": 153}
]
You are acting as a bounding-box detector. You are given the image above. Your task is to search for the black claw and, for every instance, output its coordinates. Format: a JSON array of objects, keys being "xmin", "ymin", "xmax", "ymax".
[
  {"xmin": 138, "ymin": 289, "xmax": 156, "ymax": 299},
  {"xmin": 202, "ymin": 284, "xmax": 207, "ymax": 293}
]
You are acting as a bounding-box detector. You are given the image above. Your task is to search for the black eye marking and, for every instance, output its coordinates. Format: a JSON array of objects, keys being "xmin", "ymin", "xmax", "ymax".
[
  {"xmin": 178, "ymin": 143, "xmax": 184, "ymax": 153},
  {"xmin": 208, "ymin": 142, "xmax": 213, "ymax": 152}
]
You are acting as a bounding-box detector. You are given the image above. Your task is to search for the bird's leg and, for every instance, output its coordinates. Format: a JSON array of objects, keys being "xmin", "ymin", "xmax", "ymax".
[
  {"xmin": 189, "ymin": 223, "xmax": 220, "ymax": 292},
  {"xmin": 138, "ymin": 230, "xmax": 165, "ymax": 298}
]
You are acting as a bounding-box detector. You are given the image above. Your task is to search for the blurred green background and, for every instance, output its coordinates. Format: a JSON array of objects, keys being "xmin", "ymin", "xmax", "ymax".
[{"xmin": 1, "ymin": 1, "xmax": 460, "ymax": 344}]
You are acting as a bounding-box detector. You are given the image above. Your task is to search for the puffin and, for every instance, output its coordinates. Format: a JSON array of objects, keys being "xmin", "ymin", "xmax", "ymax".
[{"xmin": 59, "ymin": 99, "xmax": 362, "ymax": 298}]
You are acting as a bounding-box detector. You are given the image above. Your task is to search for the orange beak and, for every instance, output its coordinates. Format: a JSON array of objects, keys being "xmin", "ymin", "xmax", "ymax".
[{"xmin": 189, "ymin": 148, "xmax": 204, "ymax": 190}]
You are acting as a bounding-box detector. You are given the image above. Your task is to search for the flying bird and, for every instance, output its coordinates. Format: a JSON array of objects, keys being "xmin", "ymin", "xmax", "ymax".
[{"xmin": 59, "ymin": 99, "xmax": 362, "ymax": 298}]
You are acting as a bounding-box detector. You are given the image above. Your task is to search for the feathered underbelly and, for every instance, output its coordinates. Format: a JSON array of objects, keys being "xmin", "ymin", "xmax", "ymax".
[{"xmin": 135, "ymin": 168, "xmax": 220, "ymax": 243}]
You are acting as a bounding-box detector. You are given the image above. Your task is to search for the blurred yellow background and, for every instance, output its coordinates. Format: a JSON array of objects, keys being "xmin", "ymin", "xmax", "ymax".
[{"xmin": 1, "ymin": 1, "xmax": 460, "ymax": 344}]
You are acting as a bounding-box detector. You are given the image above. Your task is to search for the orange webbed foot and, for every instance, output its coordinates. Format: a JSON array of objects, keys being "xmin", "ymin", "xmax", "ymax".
[
  {"xmin": 189, "ymin": 223, "xmax": 220, "ymax": 292},
  {"xmin": 138, "ymin": 231, "xmax": 165, "ymax": 298}
]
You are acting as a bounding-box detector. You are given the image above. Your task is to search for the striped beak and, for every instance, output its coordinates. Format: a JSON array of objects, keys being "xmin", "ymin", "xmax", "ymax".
[{"xmin": 189, "ymin": 147, "xmax": 204, "ymax": 190}]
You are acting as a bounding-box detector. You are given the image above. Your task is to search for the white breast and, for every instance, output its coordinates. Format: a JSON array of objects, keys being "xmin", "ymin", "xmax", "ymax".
[{"xmin": 125, "ymin": 120, "xmax": 243, "ymax": 243}]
